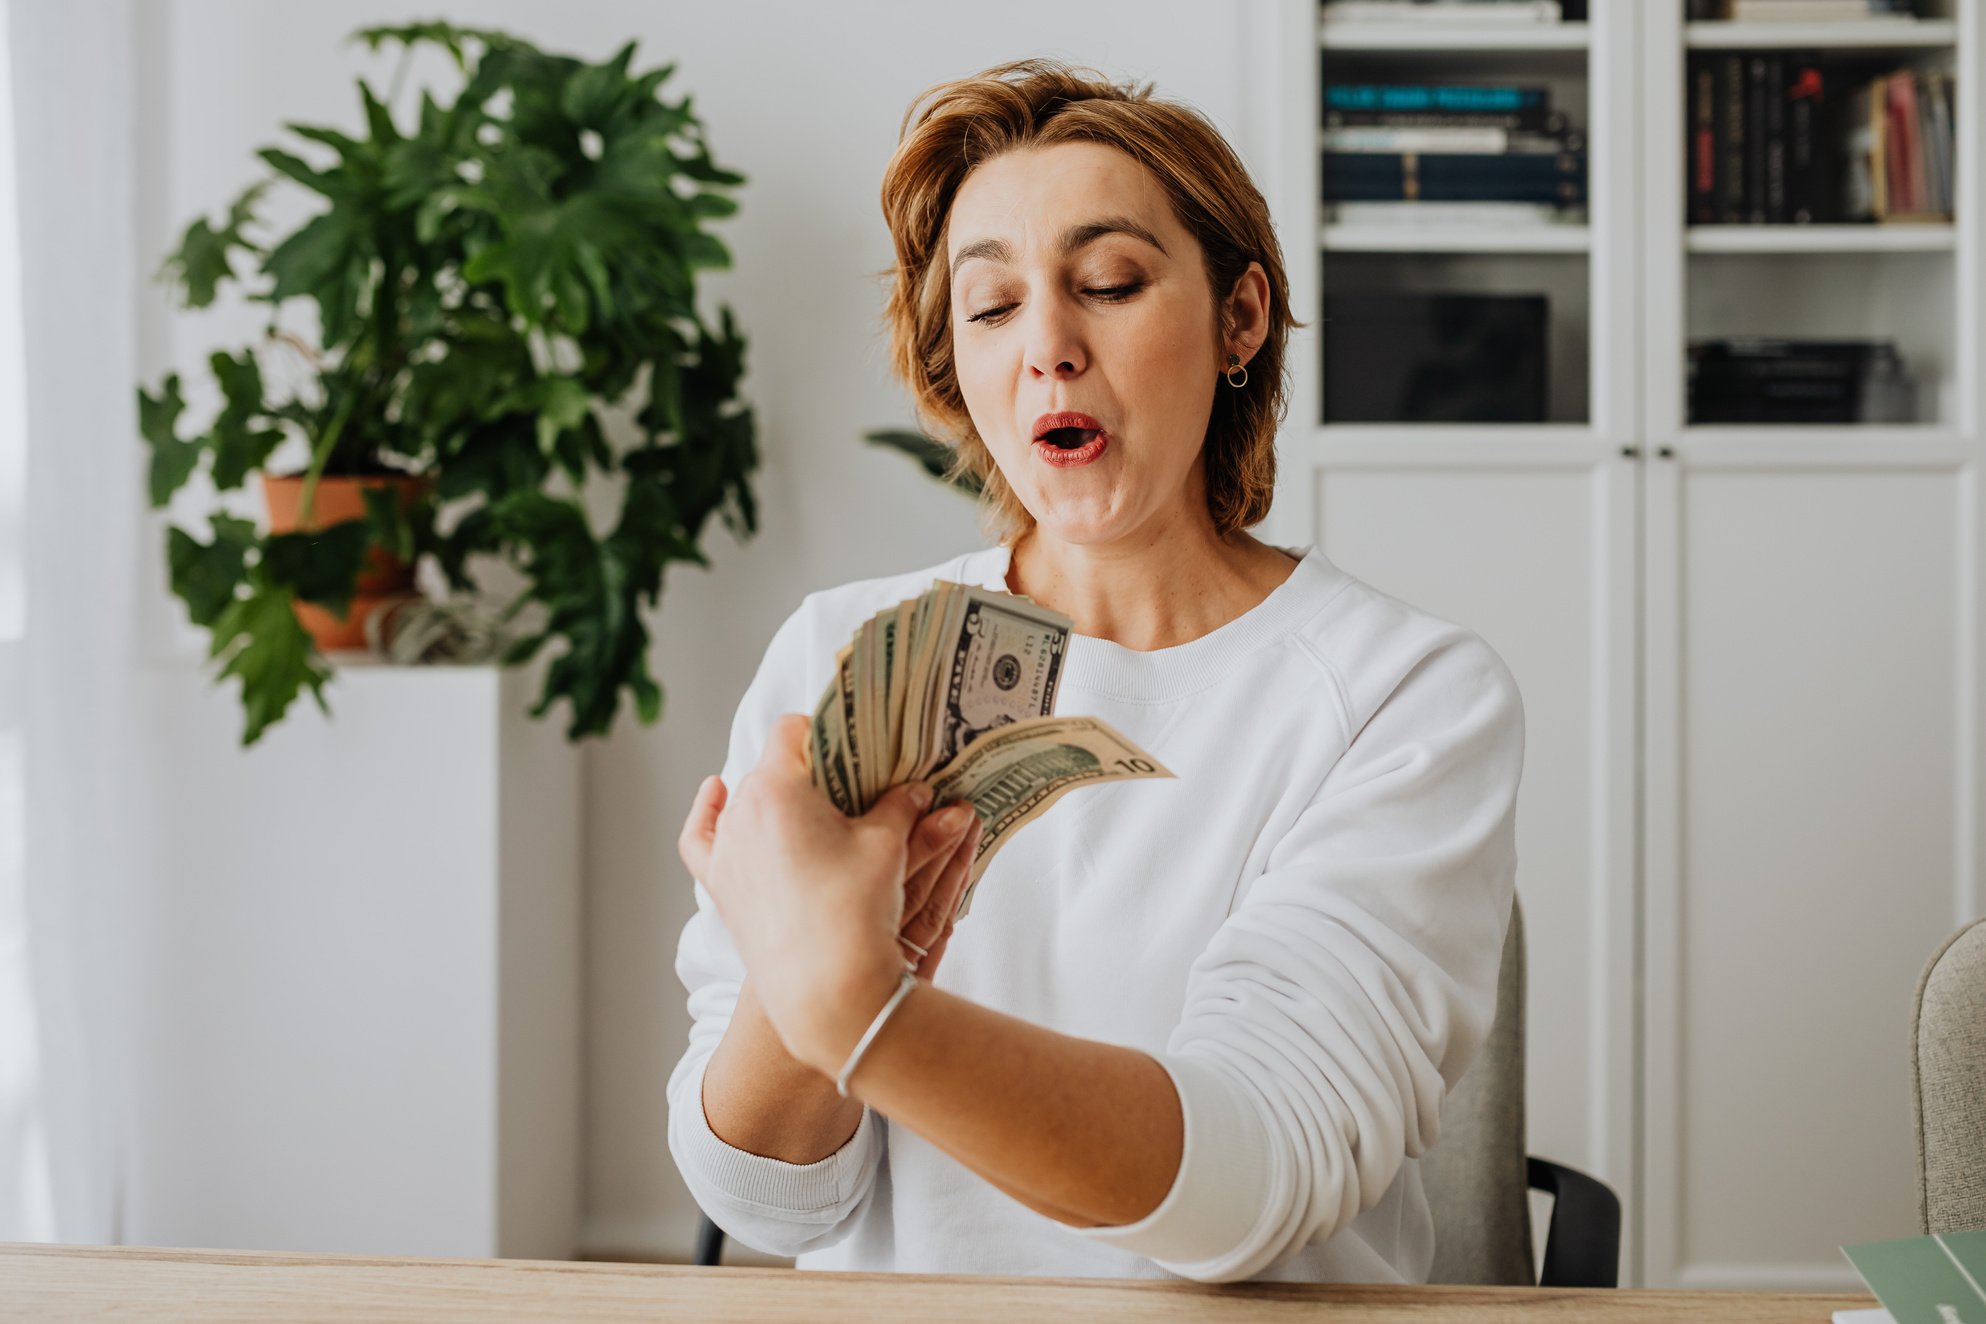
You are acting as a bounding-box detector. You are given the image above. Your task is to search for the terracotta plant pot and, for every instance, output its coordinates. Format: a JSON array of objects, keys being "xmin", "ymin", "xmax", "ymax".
[{"xmin": 261, "ymin": 473, "xmax": 431, "ymax": 652}]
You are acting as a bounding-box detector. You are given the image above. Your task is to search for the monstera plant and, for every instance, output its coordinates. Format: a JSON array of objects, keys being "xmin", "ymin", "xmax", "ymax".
[{"xmin": 139, "ymin": 21, "xmax": 759, "ymax": 745}]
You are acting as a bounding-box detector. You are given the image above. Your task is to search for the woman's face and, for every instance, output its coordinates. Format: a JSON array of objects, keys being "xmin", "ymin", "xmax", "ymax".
[{"xmin": 945, "ymin": 141, "xmax": 1231, "ymax": 549}]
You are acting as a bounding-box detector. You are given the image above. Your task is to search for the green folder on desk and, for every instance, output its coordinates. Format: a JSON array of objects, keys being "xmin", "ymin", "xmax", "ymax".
[{"xmin": 1842, "ymin": 1229, "xmax": 1986, "ymax": 1324}]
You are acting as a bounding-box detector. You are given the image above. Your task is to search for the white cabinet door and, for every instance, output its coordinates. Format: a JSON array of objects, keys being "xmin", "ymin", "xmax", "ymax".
[
  {"xmin": 1641, "ymin": 439, "xmax": 1986, "ymax": 1290},
  {"xmin": 1295, "ymin": 437, "xmax": 1642, "ymax": 1274}
]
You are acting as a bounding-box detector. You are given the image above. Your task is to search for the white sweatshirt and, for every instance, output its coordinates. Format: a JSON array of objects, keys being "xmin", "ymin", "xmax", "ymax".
[{"xmin": 666, "ymin": 541, "xmax": 1524, "ymax": 1284}]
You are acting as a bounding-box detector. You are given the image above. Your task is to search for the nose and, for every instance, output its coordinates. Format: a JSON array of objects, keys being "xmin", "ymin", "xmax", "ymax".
[{"xmin": 1021, "ymin": 293, "xmax": 1086, "ymax": 381}]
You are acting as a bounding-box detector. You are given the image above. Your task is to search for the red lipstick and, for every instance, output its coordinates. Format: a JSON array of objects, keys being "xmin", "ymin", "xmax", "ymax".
[{"xmin": 1031, "ymin": 411, "xmax": 1110, "ymax": 468}]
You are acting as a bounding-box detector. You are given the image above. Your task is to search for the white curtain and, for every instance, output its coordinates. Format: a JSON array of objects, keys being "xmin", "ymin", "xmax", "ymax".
[
  {"xmin": 0, "ymin": 0, "xmax": 49, "ymax": 1243},
  {"xmin": 5, "ymin": 0, "xmax": 145, "ymax": 1245}
]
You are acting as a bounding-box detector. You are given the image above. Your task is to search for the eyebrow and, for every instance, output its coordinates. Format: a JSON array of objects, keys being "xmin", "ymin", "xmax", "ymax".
[{"xmin": 949, "ymin": 216, "xmax": 1170, "ymax": 277}]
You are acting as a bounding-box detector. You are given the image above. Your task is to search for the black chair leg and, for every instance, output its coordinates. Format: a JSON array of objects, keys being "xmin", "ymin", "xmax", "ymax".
[
  {"xmin": 694, "ymin": 1215, "xmax": 727, "ymax": 1267},
  {"xmin": 1528, "ymin": 1155, "xmax": 1621, "ymax": 1288}
]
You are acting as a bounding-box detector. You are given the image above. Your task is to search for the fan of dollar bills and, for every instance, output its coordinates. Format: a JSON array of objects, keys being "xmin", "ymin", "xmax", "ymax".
[{"xmin": 806, "ymin": 581, "xmax": 1173, "ymax": 919}]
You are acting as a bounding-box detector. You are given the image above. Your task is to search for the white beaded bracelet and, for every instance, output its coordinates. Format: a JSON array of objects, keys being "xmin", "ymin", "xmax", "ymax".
[{"xmin": 834, "ymin": 968, "xmax": 920, "ymax": 1099}]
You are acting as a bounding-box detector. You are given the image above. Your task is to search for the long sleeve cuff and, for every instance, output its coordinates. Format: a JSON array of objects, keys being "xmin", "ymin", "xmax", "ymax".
[
  {"xmin": 1069, "ymin": 1052, "xmax": 1277, "ymax": 1279},
  {"xmin": 668, "ymin": 1053, "xmax": 882, "ymax": 1226}
]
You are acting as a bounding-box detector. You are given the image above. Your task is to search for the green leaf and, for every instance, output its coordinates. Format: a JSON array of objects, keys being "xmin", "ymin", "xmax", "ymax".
[
  {"xmin": 284, "ymin": 123, "xmax": 367, "ymax": 160},
  {"xmin": 434, "ymin": 504, "xmax": 499, "ymax": 592},
  {"xmin": 382, "ymin": 136, "xmax": 455, "ymax": 213},
  {"xmin": 262, "ymin": 518, "xmax": 371, "ymax": 616},
  {"xmin": 637, "ymin": 352, "xmax": 684, "ymax": 440},
  {"xmin": 207, "ymin": 349, "xmax": 286, "ymax": 490},
  {"xmin": 358, "ymin": 80, "xmax": 402, "ymax": 146},
  {"xmin": 362, "ymin": 483, "xmax": 415, "ymax": 561},
  {"xmin": 263, "ymin": 209, "xmax": 369, "ymax": 347},
  {"xmin": 495, "ymin": 374, "xmax": 592, "ymax": 456},
  {"xmin": 351, "ymin": 20, "xmax": 513, "ymax": 70},
  {"xmin": 139, "ymin": 374, "xmax": 202, "ymax": 507},
  {"xmin": 678, "ymin": 154, "xmax": 746, "ymax": 187},
  {"xmin": 863, "ymin": 428, "xmax": 981, "ymax": 494},
  {"xmin": 209, "ymin": 576, "xmax": 332, "ymax": 746},
  {"xmin": 167, "ymin": 513, "xmax": 258, "ymax": 628},
  {"xmin": 402, "ymin": 315, "xmax": 534, "ymax": 442},
  {"xmin": 686, "ymin": 191, "xmax": 739, "ymax": 220},
  {"xmin": 164, "ymin": 222, "xmax": 238, "ymax": 306},
  {"xmin": 493, "ymin": 491, "xmax": 648, "ymax": 738},
  {"xmin": 679, "ymin": 230, "xmax": 730, "ymax": 271},
  {"xmin": 158, "ymin": 181, "xmax": 268, "ymax": 307},
  {"xmin": 560, "ymin": 41, "xmax": 636, "ymax": 127},
  {"xmin": 257, "ymin": 147, "xmax": 341, "ymax": 199}
]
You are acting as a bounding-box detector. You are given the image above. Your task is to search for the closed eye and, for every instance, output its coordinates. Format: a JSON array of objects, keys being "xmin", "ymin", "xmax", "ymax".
[{"xmin": 965, "ymin": 283, "xmax": 1145, "ymax": 325}]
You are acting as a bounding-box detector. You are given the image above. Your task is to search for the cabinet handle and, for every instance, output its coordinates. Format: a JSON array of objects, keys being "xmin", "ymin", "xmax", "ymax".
[
  {"xmin": 1621, "ymin": 445, "xmax": 1641, "ymax": 459},
  {"xmin": 1658, "ymin": 446, "xmax": 1675, "ymax": 459}
]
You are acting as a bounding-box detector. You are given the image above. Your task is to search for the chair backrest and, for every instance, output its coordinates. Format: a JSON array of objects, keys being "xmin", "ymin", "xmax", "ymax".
[
  {"xmin": 1420, "ymin": 894, "xmax": 1533, "ymax": 1286},
  {"xmin": 1912, "ymin": 916, "xmax": 1986, "ymax": 1235}
]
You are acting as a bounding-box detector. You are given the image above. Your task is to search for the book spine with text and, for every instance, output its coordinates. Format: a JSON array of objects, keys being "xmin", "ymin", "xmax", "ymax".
[
  {"xmin": 1719, "ymin": 55, "xmax": 1747, "ymax": 223},
  {"xmin": 1691, "ymin": 62, "xmax": 1719, "ymax": 224}
]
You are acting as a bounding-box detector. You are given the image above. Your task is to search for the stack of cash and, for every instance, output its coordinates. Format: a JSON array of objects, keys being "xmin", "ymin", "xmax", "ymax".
[{"xmin": 807, "ymin": 580, "xmax": 1172, "ymax": 918}]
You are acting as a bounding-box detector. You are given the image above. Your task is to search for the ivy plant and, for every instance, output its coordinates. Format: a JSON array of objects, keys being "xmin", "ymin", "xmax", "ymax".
[{"xmin": 138, "ymin": 21, "xmax": 759, "ymax": 745}]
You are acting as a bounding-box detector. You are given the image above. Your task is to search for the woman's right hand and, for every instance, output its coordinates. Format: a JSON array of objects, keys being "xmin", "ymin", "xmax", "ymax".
[
  {"xmin": 677, "ymin": 774, "xmax": 982, "ymax": 981},
  {"xmin": 896, "ymin": 801, "xmax": 982, "ymax": 978}
]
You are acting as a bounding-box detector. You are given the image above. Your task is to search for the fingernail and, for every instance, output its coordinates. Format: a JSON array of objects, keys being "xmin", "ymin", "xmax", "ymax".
[
  {"xmin": 944, "ymin": 804, "xmax": 976, "ymax": 833},
  {"xmin": 909, "ymin": 783, "xmax": 934, "ymax": 811}
]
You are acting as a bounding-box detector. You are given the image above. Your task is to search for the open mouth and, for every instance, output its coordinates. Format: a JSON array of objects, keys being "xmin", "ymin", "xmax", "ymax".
[{"xmin": 1039, "ymin": 427, "xmax": 1101, "ymax": 450}]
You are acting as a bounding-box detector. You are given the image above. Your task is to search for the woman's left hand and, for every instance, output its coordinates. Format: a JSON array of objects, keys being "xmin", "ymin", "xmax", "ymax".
[{"xmin": 680, "ymin": 713, "xmax": 934, "ymax": 1074}]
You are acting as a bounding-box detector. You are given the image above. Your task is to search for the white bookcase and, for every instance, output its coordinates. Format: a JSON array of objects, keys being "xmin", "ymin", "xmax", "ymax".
[{"xmin": 1247, "ymin": 0, "xmax": 1985, "ymax": 1290}]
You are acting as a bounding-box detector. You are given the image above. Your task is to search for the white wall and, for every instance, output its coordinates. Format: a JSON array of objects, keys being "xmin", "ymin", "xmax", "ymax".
[{"xmin": 136, "ymin": 0, "xmax": 1256, "ymax": 1260}]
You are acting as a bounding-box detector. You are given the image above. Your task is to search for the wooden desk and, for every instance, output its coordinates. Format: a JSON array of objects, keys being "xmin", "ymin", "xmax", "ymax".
[{"xmin": 1, "ymin": 1243, "xmax": 1877, "ymax": 1321}]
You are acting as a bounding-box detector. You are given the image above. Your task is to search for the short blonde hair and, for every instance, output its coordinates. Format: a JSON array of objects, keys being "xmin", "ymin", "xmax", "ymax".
[{"xmin": 878, "ymin": 58, "xmax": 1301, "ymax": 543}]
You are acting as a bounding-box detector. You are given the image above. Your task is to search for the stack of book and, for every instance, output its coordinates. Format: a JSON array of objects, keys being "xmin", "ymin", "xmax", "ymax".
[
  {"xmin": 1687, "ymin": 57, "xmax": 1954, "ymax": 224},
  {"xmin": 1688, "ymin": 0, "xmax": 1918, "ymax": 19},
  {"xmin": 1845, "ymin": 68, "xmax": 1955, "ymax": 221},
  {"xmin": 1688, "ymin": 338, "xmax": 1915, "ymax": 423},
  {"xmin": 1322, "ymin": 0, "xmax": 1585, "ymax": 22},
  {"xmin": 1322, "ymin": 83, "xmax": 1586, "ymax": 222}
]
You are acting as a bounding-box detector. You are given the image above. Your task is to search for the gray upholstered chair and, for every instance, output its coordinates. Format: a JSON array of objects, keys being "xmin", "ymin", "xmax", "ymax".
[
  {"xmin": 1912, "ymin": 916, "xmax": 1986, "ymax": 1235},
  {"xmin": 694, "ymin": 894, "xmax": 1622, "ymax": 1283},
  {"xmin": 1420, "ymin": 894, "xmax": 1620, "ymax": 1287}
]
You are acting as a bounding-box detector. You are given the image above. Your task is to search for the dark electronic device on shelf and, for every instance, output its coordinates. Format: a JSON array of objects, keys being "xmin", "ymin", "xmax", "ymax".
[
  {"xmin": 1688, "ymin": 338, "xmax": 1916, "ymax": 424},
  {"xmin": 1323, "ymin": 291, "xmax": 1550, "ymax": 423}
]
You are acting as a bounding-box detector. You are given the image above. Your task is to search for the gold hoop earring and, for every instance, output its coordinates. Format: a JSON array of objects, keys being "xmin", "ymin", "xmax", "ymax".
[{"xmin": 1224, "ymin": 353, "xmax": 1248, "ymax": 389}]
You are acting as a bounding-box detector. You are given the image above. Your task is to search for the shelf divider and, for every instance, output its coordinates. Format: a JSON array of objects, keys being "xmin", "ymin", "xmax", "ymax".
[
  {"xmin": 1319, "ymin": 20, "xmax": 1590, "ymax": 52},
  {"xmin": 1683, "ymin": 19, "xmax": 1958, "ymax": 50},
  {"xmin": 1322, "ymin": 221, "xmax": 1592, "ymax": 254},
  {"xmin": 1685, "ymin": 224, "xmax": 1957, "ymax": 254}
]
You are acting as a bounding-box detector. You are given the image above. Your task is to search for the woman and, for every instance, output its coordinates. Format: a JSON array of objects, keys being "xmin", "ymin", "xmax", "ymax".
[{"xmin": 667, "ymin": 58, "xmax": 1524, "ymax": 1285}]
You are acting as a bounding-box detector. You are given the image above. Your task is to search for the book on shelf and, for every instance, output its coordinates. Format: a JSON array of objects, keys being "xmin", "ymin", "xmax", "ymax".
[
  {"xmin": 1323, "ymin": 81, "xmax": 1586, "ymax": 211},
  {"xmin": 1786, "ymin": 63, "xmax": 1827, "ymax": 224},
  {"xmin": 1687, "ymin": 0, "xmax": 1919, "ymax": 19},
  {"xmin": 1688, "ymin": 338, "xmax": 1915, "ymax": 424},
  {"xmin": 1320, "ymin": 0, "xmax": 1572, "ymax": 24},
  {"xmin": 1846, "ymin": 68, "xmax": 1953, "ymax": 221},
  {"xmin": 1690, "ymin": 62, "xmax": 1718, "ymax": 222},
  {"xmin": 1686, "ymin": 56, "xmax": 1951, "ymax": 225},
  {"xmin": 1324, "ymin": 83, "xmax": 1558, "ymax": 128},
  {"xmin": 1321, "ymin": 125, "xmax": 1582, "ymax": 154},
  {"xmin": 1324, "ymin": 153, "xmax": 1586, "ymax": 205}
]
